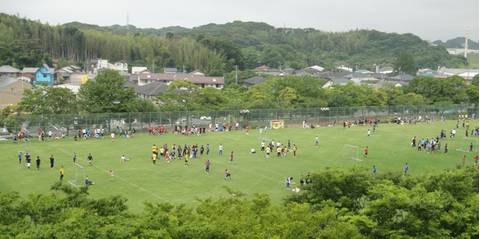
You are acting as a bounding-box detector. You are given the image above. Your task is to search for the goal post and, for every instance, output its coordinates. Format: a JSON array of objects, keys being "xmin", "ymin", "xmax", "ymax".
[
  {"xmin": 68, "ymin": 163, "xmax": 86, "ymax": 188},
  {"xmin": 343, "ymin": 144, "xmax": 362, "ymax": 162},
  {"xmin": 270, "ymin": 120, "xmax": 284, "ymax": 129}
]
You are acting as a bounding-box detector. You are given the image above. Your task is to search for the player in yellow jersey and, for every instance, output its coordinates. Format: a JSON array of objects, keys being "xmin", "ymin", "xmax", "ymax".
[
  {"xmin": 151, "ymin": 153, "xmax": 157, "ymax": 164},
  {"xmin": 59, "ymin": 166, "xmax": 65, "ymax": 181},
  {"xmin": 152, "ymin": 144, "xmax": 159, "ymax": 157}
]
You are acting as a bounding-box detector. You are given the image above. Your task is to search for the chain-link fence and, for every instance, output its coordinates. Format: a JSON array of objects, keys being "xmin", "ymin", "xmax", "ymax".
[{"xmin": 3, "ymin": 104, "xmax": 478, "ymax": 137}]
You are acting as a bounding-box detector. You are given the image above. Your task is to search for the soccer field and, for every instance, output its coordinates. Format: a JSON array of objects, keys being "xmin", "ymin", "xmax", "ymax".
[{"xmin": 0, "ymin": 121, "xmax": 478, "ymax": 211}]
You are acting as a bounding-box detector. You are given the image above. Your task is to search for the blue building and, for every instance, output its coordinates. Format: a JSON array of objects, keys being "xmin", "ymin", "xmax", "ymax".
[{"xmin": 33, "ymin": 64, "xmax": 54, "ymax": 86}]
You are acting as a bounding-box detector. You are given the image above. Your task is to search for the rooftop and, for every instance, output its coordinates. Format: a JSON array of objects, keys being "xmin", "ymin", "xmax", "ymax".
[{"xmin": 0, "ymin": 65, "xmax": 20, "ymax": 73}]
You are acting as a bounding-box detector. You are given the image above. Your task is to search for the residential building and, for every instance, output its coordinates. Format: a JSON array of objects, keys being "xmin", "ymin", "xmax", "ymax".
[
  {"xmin": 69, "ymin": 73, "xmax": 89, "ymax": 85},
  {"xmin": 133, "ymin": 73, "xmax": 224, "ymax": 89},
  {"xmin": 336, "ymin": 65, "xmax": 353, "ymax": 72},
  {"xmin": 55, "ymin": 65, "xmax": 82, "ymax": 83},
  {"xmin": 254, "ymin": 65, "xmax": 284, "ymax": 76},
  {"xmin": 437, "ymin": 67, "xmax": 479, "ymax": 80},
  {"xmin": 0, "ymin": 77, "xmax": 32, "ymax": 108},
  {"xmin": 131, "ymin": 66, "xmax": 148, "ymax": 74},
  {"xmin": 0, "ymin": 65, "xmax": 20, "ymax": 78},
  {"xmin": 317, "ymin": 71, "xmax": 352, "ymax": 85},
  {"xmin": 416, "ymin": 67, "xmax": 479, "ymax": 80},
  {"xmin": 305, "ymin": 65, "xmax": 325, "ymax": 74},
  {"xmin": 21, "ymin": 67, "xmax": 39, "ymax": 82},
  {"xmin": 375, "ymin": 66, "xmax": 394, "ymax": 74},
  {"xmin": 33, "ymin": 64, "xmax": 55, "ymax": 86},
  {"xmin": 92, "ymin": 58, "xmax": 128, "ymax": 73},
  {"xmin": 135, "ymin": 81, "xmax": 168, "ymax": 99},
  {"xmin": 164, "ymin": 67, "xmax": 179, "ymax": 74}
]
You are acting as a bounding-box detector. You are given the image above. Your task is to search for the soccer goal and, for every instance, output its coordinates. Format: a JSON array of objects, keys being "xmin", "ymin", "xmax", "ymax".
[
  {"xmin": 68, "ymin": 163, "xmax": 86, "ymax": 187},
  {"xmin": 343, "ymin": 144, "xmax": 362, "ymax": 161},
  {"xmin": 257, "ymin": 126, "xmax": 271, "ymax": 142}
]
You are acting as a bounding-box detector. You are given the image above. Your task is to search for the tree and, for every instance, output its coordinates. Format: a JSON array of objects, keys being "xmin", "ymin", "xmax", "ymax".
[
  {"xmin": 392, "ymin": 92, "xmax": 426, "ymax": 106},
  {"xmin": 394, "ymin": 53, "xmax": 416, "ymax": 75},
  {"xmin": 19, "ymin": 86, "xmax": 77, "ymax": 114},
  {"xmin": 278, "ymin": 87, "xmax": 298, "ymax": 108},
  {"xmin": 467, "ymin": 75, "xmax": 479, "ymax": 104},
  {"xmin": 78, "ymin": 70, "xmax": 137, "ymax": 113}
]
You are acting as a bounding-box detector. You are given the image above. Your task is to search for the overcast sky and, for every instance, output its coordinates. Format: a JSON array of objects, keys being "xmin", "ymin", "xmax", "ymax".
[{"xmin": 1, "ymin": 0, "xmax": 478, "ymax": 41}]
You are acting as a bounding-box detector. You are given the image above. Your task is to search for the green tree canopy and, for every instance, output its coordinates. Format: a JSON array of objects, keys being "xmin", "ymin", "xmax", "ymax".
[{"xmin": 78, "ymin": 70, "xmax": 138, "ymax": 113}]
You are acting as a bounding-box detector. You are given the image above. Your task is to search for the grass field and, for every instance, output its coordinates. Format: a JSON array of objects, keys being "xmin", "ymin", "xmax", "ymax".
[{"xmin": 0, "ymin": 120, "xmax": 478, "ymax": 212}]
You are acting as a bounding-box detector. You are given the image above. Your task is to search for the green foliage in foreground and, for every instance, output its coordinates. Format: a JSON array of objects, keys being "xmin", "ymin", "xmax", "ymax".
[{"xmin": 0, "ymin": 168, "xmax": 477, "ymax": 238}]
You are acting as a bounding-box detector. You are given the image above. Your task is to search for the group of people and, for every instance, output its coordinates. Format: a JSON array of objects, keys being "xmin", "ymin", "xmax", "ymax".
[
  {"xmin": 150, "ymin": 143, "xmax": 235, "ymax": 180},
  {"xmin": 17, "ymin": 151, "xmax": 65, "ymax": 180},
  {"xmin": 150, "ymin": 143, "xmax": 217, "ymax": 164},
  {"xmin": 260, "ymin": 139, "xmax": 298, "ymax": 159},
  {"xmin": 411, "ymin": 136, "xmax": 446, "ymax": 153}
]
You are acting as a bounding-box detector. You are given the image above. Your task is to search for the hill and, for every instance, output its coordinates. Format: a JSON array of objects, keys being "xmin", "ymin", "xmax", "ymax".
[
  {"xmin": 434, "ymin": 37, "xmax": 479, "ymax": 50},
  {"xmin": 0, "ymin": 13, "xmax": 469, "ymax": 74}
]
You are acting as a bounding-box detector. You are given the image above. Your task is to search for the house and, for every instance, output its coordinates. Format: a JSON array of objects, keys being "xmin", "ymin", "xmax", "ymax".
[
  {"xmin": 164, "ymin": 67, "xmax": 178, "ymax": 74},
  {"xmin": 305, "ymin": 65, "xmax": 325, "ymax": 74},
  {"xmin": 254, "ymin": 65, "xmax": 284, "ymax": 76},
  {"xmin": 417, "ymin": 67, "xmax": 478, "ymax": 80},
  {"xmin": 55, "ymin": 65, "xmax": 82, "ymax": 82},
  {"xmin": 112, "ymin": 61, "xmax": 128, "ymax": 72},
  {"xmin": 242, "ymin": 76, "xmax": 265, "ymax": 86},
  {"xmin": 0, "ymin": 65, "xmax": 20, "ymax": 78},
  {"xmin": 92, "ymin": 58, "xmax": 128, "ymax": 73},
  {"xmin": 69, "ymin": 73, "xmax": 89, "ymax": 85},
  {"xmin": 21, "ymin": 67, "xmax": 39, "ymax": 82},
  {"xmin": 33, "ymin": 64, "xmax": 55, "ymax": 86},
  {"xmin": 355, "ymin": 69, "xmax": 373, "ymax": 74},
  {"xmin": 437, "ymin": 67, "xmax": 479, "ymax": 80},
  {"xmin": 135, "ymin": 81, "xmax": 168, "ymax": 99},
  {"xmin": 417, "ymin": 68, "xmax": 442, "ymax": 78},
  {"xmin": 375, "ymin": 66, "xmax": 394, "ymax": 74},
  {"xmin": 348, "ymin": 72, "xmax": 382, "ymax": 86},
  {"xmin": 191, "ymin": 70, "xmax": 205, "ymax": 76},
  {"xmin": 317, "ymin": 71, "xmax": 353, "ymax": 85},
  {"xmin": 336, "ymin": 65, "xmax": 353, "ymax": 72},
  {"xmin": 385, "ymin": 73, "xmax": 415, "ymax": 84},
  {"xmin": 131, "ymin": 66, "xmax": 148, "ymax": 74},
  {"xmin": 0, "ymin": 77, "xmax": 32, "ymax": 108},
  {"xmin": 134, "ymin": 73, "xmax": 224, "ymax": 89}
]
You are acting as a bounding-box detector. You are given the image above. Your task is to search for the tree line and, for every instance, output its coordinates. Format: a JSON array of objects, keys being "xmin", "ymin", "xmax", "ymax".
[
  {"xmin": 7, "ymin": 71, "xmax": 479, "ymax": 117},
  {"xmin": 0, "ymin": 13, "xmax": 472, "ymax": 76},
  {"xmin": 0, "ymin": 168, "xmax": 477, "ymax": 238}
]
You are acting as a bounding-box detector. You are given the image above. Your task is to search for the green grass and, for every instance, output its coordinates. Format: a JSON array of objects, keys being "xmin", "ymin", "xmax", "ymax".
[{"xmin": 0, "ymin": 121, "xmax": 478, "ymax": 212}]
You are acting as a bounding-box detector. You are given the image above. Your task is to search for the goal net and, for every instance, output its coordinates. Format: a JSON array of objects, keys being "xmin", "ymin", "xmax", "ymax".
[
  {"xmin": 68, "ymin": 163, "xmax": 86, "ymax": 187},
  {"xmin": 257, "ymin": 126, "xmax": 270, "ymax": 142},
  {"xmin": 343, "ymin": 144, "xmax": 361, "ymax": 161}
]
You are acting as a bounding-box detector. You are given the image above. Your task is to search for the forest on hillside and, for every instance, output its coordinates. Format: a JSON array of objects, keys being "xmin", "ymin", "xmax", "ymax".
[{"xmin": 0, "ymin": 13, "xmax": 470, "ymax": 75}]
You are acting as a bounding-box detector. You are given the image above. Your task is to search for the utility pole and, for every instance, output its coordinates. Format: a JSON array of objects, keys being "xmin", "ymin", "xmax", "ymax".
[
  {"xmin": 235, "ymin": 65, "xmax": 238, "ymax": 84},
  {"xmin": 464, "ymin": 33, "xmax": 468, "ymax": 58}
]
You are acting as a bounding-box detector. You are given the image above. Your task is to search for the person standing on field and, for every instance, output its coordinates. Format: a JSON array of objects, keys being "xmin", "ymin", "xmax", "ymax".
[
  {"xmin": 35, "ymin": 156, "xmax": 41, "ymax": 170},
  {"xmin": 218, "ymin": 144, "xmax": 224, "ymax": 156},
  {"xmin": 49, "ymin": 155, "xmax": 55, "ymax": 168},
  {"xmin": 59, "ymin": 166, "xmax": 65, "ymax": 181}
]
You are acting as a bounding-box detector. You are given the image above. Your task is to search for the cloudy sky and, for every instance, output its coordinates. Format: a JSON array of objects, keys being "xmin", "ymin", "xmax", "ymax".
[{"xmin": 1, "ymin": 0, "xmax": 478, "ymax": 41}]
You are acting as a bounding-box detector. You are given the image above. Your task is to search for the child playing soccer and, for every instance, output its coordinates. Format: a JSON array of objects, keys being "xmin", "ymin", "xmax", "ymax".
[
  {"xmin": 151, "ymin": 153, "xmax": 157, "ymax": 164},
  {"xmin": 224, "ymin": 169, "xmax": 231, "ymax": 180}
]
